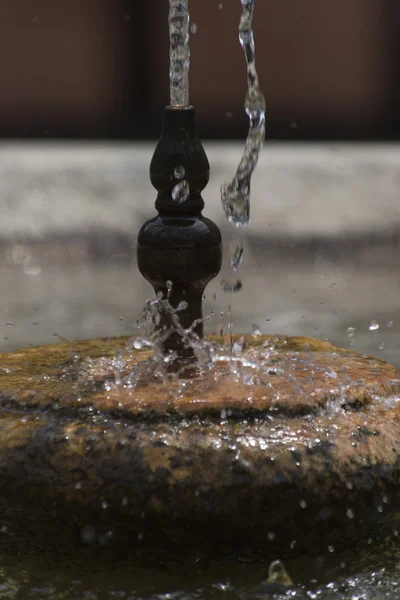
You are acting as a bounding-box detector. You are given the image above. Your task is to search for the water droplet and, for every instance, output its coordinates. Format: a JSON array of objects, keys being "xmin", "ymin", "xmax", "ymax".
[
  {"xmin": 232, "ymin": 336, "xmax": 245, "ymax": 354},
  {"xmin": 346, "ymin": 508, "xmax": 354, "ymax": 519},
  {"xmin": 300, "ymin": 500, "xmax": 307, "ymax": 508},
  {"xmin": 231, "ymin": 239, "xmax": 243, "ymax": 271},
  {"xmin": 379, "ymin": 342, "xmax": 387, "ymax": 350},
  {"xmin": 267, "ymin": 559, "xmax": 293, "ymax": 586},
  {"xmin": 368, "ymin": 320, "xmax": 380, "ymax": 331},
  {"xmin": 23, "ymin": 256, "xmax": 41, "ymax": 276},
  {"xmin": 176, "ymin": 301, "xmax": 188, "ymax": 311},
  {"xmin": 221, "ymin": 180, "xmax": 250, "ymax": 227},
  {"xmin": 328, "ymin": 544, "xmax": 335, "ymax": 553},
  {"xmin": 252, "ymin": 325, "xmax": 262, "ymax": 338},
  {"xmin": 267, "ymin": 531, "xmax": 275, "ymax": 541},
  {"xmin": 386, "ymin": 320, "xmax": 394, "ymax": 328},
  {"xmin": 174, "ymin": 165, "xmax": 185, "ymax": 180},
  {"xmin": 214, "ymin": 582, "xmax": 230, "ymax": 592},
  {"xmin": 133, "ymin": 338, "xmax": 144, "ymax": 350},
  {"xmin": 98, "ymin": 530, "xmax": 113, "ymax": 546},
  {"xmin": 81, "ymin": 526, "xmax": 96, "ymax": 545},
  {"xmin": 172, "ymin": 180, "xmax": 189, "ymax": 203},
  {"xmin": 190, "ymin": 23, "xmax": 197, "ymax": 34},
  {"xmin": 220, "ymin": 279, "xmax": 242, "ymax": 293},
  {"xmin": 101, "ymin": 501, "xmax": 108, "ymax": 510},
  {"xmin": 218, "ymin": 2, "xmax": 223, "ymax": 9},
  {"xmin": 6, "ymin": 322, "xmax": 15, "ymax": 328}
]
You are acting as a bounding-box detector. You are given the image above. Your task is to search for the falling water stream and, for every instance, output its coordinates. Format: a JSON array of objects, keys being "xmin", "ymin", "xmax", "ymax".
[
  {"xmin": 220, "ymin": 0, "xmax": 266, "ymax": 229},
  {"xmin": 169, "ymin": 0, "xmax": 190, "ymax": 107},
  {"xmin": 222, "ymin": 0, "xmax": 266, "ymax": 284}
]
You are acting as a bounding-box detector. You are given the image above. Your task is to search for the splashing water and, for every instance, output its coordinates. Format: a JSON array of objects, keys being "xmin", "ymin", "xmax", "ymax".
[
  {"xmin": 92, "ymin": 287, "xmax": 389, "ymax": 422},
  {"xmin": 169, "ymin": 0, "xmax": 190, "ymax": 107},
  {"xmin": 99, "ymin": 290, "xmax": 284, "ymax": 399},
  {"xmin": 221, "ymin": 0, "xmax": 266, "ymax": 227},
  {"xmin": 267, "ymin": 559, "xmax": 293, "ymax": 588}
]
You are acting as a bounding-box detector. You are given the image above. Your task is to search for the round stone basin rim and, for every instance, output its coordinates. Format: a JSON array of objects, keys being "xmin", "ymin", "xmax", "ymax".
[
  {"xmin": 0, "ymin": 334, "xmax": 399, "ymax": 559},
  {"xmin": 0, "ymin": 334, "xmax": 398, "ymax": 419}
]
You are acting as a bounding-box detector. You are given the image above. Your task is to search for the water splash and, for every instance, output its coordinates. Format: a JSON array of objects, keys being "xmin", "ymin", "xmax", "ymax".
[
  {"xmin": 221, "ymin": 0, "xmax": 266, "ymax": 227},
  {"xmin": 94, "ymin": 289, "xmax": 391, "ymax": 421},
  {"xmin": 169, "ymin": 0, "xmax": 190, "ymax": 107},
  {"xmin": 267, "ymin": 559, "xmax": 293, "ymax": 587},
  {"xmin": 369, "ymin": 320, "xmax": 380, "ymax": 332},
  {"xmin": 103, "ymin": 290, "xmax": 280, "ymax": 397}
]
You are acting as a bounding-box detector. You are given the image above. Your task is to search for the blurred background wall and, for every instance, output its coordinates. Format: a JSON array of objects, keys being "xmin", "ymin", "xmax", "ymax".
[{"xmin": 0, "ymin": 0, "xmax": 398, "ymax": 139}]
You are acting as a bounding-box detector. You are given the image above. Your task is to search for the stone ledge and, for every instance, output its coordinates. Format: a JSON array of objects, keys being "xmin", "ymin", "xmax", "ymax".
[
  {"xmin": 0, "ymin": 142, "xmax": 398, "ymax": 240},
  {"xmin": 0, "ymin": 334, "xmax": 399, "ymax": 560}
]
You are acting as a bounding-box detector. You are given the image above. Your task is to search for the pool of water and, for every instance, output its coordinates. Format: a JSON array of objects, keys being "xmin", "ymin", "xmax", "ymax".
[{"xmin": 1, "ymin": 538, "xmax": 400, "ymax": 599}]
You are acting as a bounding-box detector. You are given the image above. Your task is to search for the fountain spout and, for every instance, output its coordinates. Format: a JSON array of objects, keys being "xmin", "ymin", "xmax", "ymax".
[{"xmin": 137, "ymin": 106, "xmax": 222, "ymax": 359}]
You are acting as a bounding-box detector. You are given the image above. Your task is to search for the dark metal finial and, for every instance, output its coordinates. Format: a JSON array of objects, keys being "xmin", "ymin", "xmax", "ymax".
[{"xmin": 137, "ymin": 106, "xmax": 222, "ymax": 359}]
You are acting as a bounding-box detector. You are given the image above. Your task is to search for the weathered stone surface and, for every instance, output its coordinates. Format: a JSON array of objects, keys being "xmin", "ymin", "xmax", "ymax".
[{"xmin": 0, "ymin": 334, "xmax": 399, "ymax": 560}]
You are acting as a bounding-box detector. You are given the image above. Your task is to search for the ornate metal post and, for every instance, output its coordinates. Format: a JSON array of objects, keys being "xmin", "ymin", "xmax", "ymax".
[{"xmin": 137, "ymin": 106, "xmax": 222, "ymax": 358}]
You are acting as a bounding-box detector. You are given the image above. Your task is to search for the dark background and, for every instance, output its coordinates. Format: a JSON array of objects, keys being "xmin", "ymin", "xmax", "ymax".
[{"xmin": 0, "ymin": 0, "xmax": 398, "ymax": 140}]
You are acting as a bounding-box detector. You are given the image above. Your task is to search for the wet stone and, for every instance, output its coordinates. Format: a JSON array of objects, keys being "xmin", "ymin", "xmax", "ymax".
[{"xmin": 0, "ymin": 334, "xmax": 399, "ymax": 561}]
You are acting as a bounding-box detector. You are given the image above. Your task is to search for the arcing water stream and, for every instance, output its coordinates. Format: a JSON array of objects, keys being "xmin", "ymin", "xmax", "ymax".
[{"xmin": 220, "ymin": 0, "xmax": 266, "ymax": 229}]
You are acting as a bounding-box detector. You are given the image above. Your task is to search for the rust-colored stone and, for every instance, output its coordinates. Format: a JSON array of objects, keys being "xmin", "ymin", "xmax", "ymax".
[{"xmin": 0, "ymin": 334, "xmax": 399, "ymax": 561}]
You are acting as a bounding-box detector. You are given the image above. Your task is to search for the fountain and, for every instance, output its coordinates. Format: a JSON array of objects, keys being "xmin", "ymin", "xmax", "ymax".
[{"xmin": 1, "ymin": 5, "xmax": 400, "ymax": 599}]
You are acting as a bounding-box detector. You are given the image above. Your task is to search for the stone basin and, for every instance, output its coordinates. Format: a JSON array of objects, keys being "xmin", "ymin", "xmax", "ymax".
[{"xmin": 0, "ymin": 334, "xmax": 400, "ymax": 561}]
